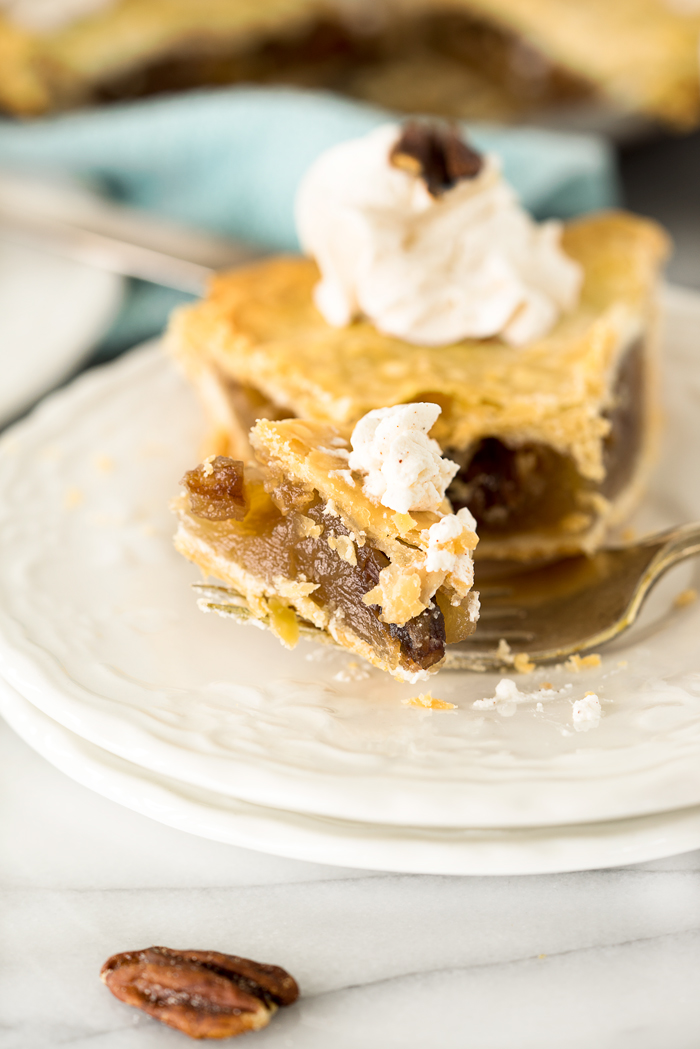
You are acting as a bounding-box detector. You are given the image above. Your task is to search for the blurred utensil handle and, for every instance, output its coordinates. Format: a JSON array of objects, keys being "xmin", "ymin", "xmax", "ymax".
[{"xmin": 0, "ymin": 170, "xmax": 267, "ymax": 295}]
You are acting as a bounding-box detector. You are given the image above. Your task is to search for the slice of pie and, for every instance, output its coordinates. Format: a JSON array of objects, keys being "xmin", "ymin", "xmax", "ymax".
[
  {"xmin": 169, "ymin": 209, "xmax": 669, "ymax": 562},
  {"xmin": 173, "ymin": 414, "xmax": 480, "ymax": 681}
]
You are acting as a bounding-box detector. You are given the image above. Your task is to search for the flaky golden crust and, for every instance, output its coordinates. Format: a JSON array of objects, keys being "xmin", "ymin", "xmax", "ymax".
[
  {"xmin": 251, "ymin": 417, "xmax": 461, "ymax": 562},
  {"xmin": 170, "ymin": 211, "xmax": 668, "ymax": 483}
]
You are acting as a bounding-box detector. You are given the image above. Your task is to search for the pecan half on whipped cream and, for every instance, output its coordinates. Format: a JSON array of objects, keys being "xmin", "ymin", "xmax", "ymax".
[{"xmin": 389, "ymin": 120, "xmax": 483, "ymax": 196}]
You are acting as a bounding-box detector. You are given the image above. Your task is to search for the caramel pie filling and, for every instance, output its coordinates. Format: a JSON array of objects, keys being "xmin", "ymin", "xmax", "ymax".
[
  {"xmin": 179, "ymin": 458, "xmax": 470, "ymax": 675},
  {"xmin": 445, "ymin": 337, "xmax": 646, "ymax": 542}
]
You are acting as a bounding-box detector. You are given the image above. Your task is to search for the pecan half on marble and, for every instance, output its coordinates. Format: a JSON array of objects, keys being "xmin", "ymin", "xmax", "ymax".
[{"xmin": 100, "ymin": 946, "xmax": 299, "ymax": 1040}]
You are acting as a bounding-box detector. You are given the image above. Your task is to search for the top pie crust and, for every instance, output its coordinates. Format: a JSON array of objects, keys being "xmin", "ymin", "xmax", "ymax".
[
  {"xmin": 170, "ymin": 211, "xmax": 669, "ymax": 487},
  {"xmin": 252, "ymin": 417, "xmax": 478, "ymax": 614},
  {"xmin": 253, "ymin": 417, "xmax": 459, "ymax": 565}
]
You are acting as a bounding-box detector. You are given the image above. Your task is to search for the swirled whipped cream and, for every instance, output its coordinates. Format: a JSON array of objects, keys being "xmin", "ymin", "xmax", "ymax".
[
  {"xmin": 296, "ymin": 122, "xmax": 582, "ymax": 347},
  {"xmin": 349, "ymin": 402, "xmax": 458, "ymax": 514},
  {"xmin": 0, "ymin": 0, "xmax": 114, "ymax": 31},
  {"xmin": 351, "ymin": 403, "xmax": 479, "ymax": 621}
]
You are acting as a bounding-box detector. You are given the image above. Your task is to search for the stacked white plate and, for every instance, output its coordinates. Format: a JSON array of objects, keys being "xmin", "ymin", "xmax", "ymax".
[
  {"xmin": 0, "ymin": 239, "xmax": 121, "ymax": 425},
  {"xmin": 0, "ymin": 286, "xmax": 699, "ymax": 875}
]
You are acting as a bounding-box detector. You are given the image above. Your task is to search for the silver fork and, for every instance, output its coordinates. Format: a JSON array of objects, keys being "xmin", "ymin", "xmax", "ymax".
[
  {"xmin": 194, "ymin": 522, "xmax": 700, "ymax": 672},
  {"xmin": 445, "ymin": 521, "xmax": 700, "ymax": 670}
]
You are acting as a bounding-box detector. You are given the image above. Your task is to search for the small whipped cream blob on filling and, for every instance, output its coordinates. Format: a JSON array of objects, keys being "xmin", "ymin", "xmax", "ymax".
[
  {"xmin": 349, "ymin": 402, "xmax": 478, "ymax": 596},
  {"xmin": 425, "ymin": 507, "xmax": 478, "ymax": 588},
  {"xmin": 296, "ymin": 122, "xmax": 583, "ymax": 347},
  {"xmin": 349, "ymin": 402, "xmax": 457, "ymax": 514}
]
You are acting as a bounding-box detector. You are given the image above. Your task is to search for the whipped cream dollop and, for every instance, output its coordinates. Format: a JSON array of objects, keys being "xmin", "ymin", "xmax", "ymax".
[
  {"xmin": 425, "ymin": 507, "xmax": 477, "ymax": 588},
  {"xmin": 296, "ymin": 123, "xmax": 582, "ymax": 347},
  {"xmin": 349, "ymin": 402, "xmax": 458, "ymax": 513},
  {"xmin": 0, "ymin": 0, "xmax": 114, "ymax": 31}
]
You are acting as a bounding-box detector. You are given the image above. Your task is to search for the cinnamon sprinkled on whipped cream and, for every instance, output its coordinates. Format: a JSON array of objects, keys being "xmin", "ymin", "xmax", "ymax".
[
  {"xmin": 296, "ymin": 122, "xmax": 582, "ymax": 347},
  {"xmin": 349, "ymin": 402, "xmax": 457, "ymax": 513},
  {"xmin": 350, "ymin": 402, "xmax": 478, "ymax": 600}
]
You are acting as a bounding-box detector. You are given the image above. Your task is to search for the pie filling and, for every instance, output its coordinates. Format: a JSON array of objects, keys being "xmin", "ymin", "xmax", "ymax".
[
  {"xmin": 208, "ymin": 336, "xmax": 645, "ymax": 548},
  {"xmin": 179, "ymin": 458, "xmax": 473, "ymax": 675},
  {"xmin": 445, "ymin": 337, "xmax": 646, "ymax": 540}
]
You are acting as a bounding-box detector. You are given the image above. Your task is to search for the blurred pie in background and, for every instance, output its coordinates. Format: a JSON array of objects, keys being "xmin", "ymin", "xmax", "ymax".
[{"xmin": 0, "ymin": 0, "xmax": 699, "ymax": 132}]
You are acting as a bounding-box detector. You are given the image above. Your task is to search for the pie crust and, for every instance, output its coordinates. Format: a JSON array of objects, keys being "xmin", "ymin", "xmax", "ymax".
[
  {"xmin": 169, "ymin": 210, "xmax": 669, "ymax": 561},
  {"xmin": 173, "ymin": 418, "xmax": 480, "ymax": 680}
]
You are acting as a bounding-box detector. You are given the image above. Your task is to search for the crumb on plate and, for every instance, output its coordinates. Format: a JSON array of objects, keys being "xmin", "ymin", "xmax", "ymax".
[
  {"xmin": 496, "ymin": 638, "xmax": 513, "ymax": 662},
  {"xmin": 565, "ymin": 653, "xmax": 601, "ymax": 672},
  {"xmin": 513, "ymin": 652, "xmax": 535, "ymax": 674},
  {"xmin": 403, "ymin": 691, "xmax": 456, "ymax": 711},
  {"xmin": 673, "ymin": 588, "xmax": 698, "ymax": 609},
  {"xmin": 334, "ymin": 660, "xmax": 370, "ymax": 682},
  {"xmin": 572, "ymin": 690, "xmax": 601, "ymax": 726}
]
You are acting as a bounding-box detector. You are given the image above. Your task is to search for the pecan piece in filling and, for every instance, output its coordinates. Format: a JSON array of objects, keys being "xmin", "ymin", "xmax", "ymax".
[{"xmin": 181, "ymin": 456, "xmax": 247, "ymax": 522}]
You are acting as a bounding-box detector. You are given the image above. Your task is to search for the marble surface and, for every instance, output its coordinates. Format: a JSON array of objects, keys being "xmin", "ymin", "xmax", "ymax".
[{"xmin": 2, "ymin": 716, "xmax": 700, "ymax": 1049}]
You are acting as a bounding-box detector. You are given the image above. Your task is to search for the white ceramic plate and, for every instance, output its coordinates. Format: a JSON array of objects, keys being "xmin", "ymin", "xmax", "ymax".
[
  {"xmin": 0, "ymin": 289, "xmax": 698, "ymax": 831},
  {"xmin": 0, "ymin": 240, "xmax": 122, "ymax": 427},
  {"xmin": 3, "ymin": 676, "xmax": 700, "ymax": 875}
]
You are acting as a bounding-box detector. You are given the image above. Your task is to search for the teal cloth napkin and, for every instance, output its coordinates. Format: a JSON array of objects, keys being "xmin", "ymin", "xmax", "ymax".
[{"xmin": 0, "ymin": 87, "xmax": 619, "ymax": 355}]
